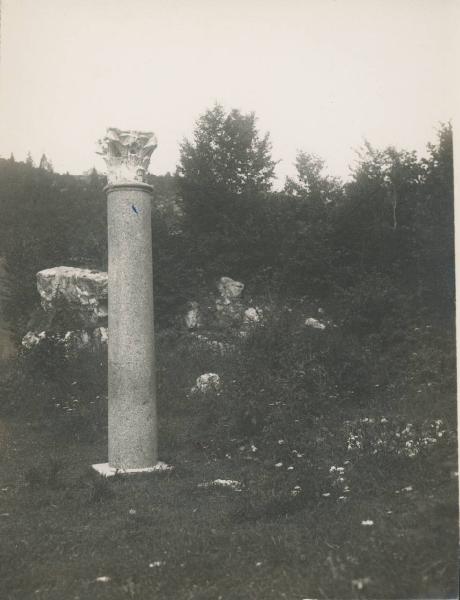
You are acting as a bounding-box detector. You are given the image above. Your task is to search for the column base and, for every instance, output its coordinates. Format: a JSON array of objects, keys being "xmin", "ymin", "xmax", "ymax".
[{"xmin": 92, "ymin": 462, "xmax": 174, "ymax": 477}]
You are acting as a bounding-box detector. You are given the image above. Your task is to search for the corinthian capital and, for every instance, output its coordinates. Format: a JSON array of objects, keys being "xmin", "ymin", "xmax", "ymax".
[{"xmin": 97, "ymin": 128, "xmax": 158, "ymax": 185}]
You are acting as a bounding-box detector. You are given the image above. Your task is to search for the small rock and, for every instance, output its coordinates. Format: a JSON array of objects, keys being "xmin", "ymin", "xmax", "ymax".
[
  {"xmin": 304, "ymin": 317, "xmax": 326, "ymax": 330},
  {"xmin": 193, "ymin": 373, "xmax": 221, "ymax": 393}
]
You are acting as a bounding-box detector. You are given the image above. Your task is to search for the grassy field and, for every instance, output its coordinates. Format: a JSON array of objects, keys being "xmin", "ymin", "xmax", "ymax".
[{"xmin": 0, "ymin": 322, "xmax": 458, "ymax": 600}]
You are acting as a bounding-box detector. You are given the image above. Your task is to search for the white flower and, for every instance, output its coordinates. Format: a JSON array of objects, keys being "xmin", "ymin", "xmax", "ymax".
[
  {"xmin": 278, "ymin": 440, "xmax": 285, "ymax": 445},
  {"xmin": 275, "ymin": 462, "xmax": 283, "ymax": 468},
  {"xmin": 96, "ymin": 576, "xmax": 111, "ymax": 583},
  {"xmin": 361, "ymin": 519, "xmax": 374, "ymax": 526},
  {"xmin": 287, "ymin": 466, "xmax": 294, "ymax": 471},
  {"xmin": 129, "ymin": 508, "xmax": 136, "ymax": 515},
  {"xmin": 352, "ymin": 577, "xmax": 371, "ymax": 590},
  {"xmin": 322, "ymin": 492, "xmax": 331, "ymax": 497},
  {"xmin": 149, "ymin": 561, "xmax": 165, "ymax": 568}
]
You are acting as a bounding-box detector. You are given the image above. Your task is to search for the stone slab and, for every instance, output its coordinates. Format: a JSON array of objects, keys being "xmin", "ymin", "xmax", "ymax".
[{"xmin": 92, "ymin": 462, "xmax": 173, "ymax": 477}]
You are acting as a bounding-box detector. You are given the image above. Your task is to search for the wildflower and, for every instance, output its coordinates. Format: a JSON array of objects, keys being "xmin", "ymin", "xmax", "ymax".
[
  {"xmin": 275, "ymin": 462, "xmax": 283, "ymax": 468},
  {"xmin": 352, "ymin": 577, "xmax": 371, "ymax": 591},
  {"xmin": 250, "ymin": 443, "xmax": 257, "ymax": 452},
  {"xmin": 149, "ymin": 561, "xmax": 165, "ymax": 568},
  {"xmin": 402, "ymin": 486, "xmax": 413, "ymax": 492},
  {"xmin": 336, "ymin": 467, "xmax": 345, "ymax": 474},
  {"xmin": 322, "ymin": 493, "xmax": 331, "ymax": 497},
  {"xmin": 287, "ymin": 466, "xmax": 294, "ymax": 471},
  {"xmin": 361, "ymin": 520, "xmax": 374, "ymax": 526},
  {"xmin": 96, "ymin": 576, "xmax": 111, "ymax": 583},
  {"xmin": 255, "ymin": 562, "xmax": 262, "ymax": 567},
  {"xmin": 129, "ymin": 508, "xmax": 136, "ymax": 515},
  {"xmin": 329, "ymin": 466, "xmax": 337, "ymax": 473},
  {"xmin": 381, "ymin": 417, "xmax": 388, "ymax": 423},
  {"xmin": 338, "ymin": 496, "xmax": 347, "ymax": 501},
  {"xmin": 278, "ymin": 440, "xmax": 285, "ymax": 445},
  {"xmin": 291, "ymin": 486, "xmax": 302, "ymax": 496}
]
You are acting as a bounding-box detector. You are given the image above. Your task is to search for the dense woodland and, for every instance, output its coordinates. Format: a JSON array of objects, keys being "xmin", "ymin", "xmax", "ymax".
[{"xmin": 0, "ymin": 107, "xmax": 455, "ymax": 336}]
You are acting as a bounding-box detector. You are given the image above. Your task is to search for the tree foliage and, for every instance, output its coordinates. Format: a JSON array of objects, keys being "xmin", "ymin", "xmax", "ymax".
[{"xmin": 0, "ymin": 116, "xmax": 454, "ymax": 337}]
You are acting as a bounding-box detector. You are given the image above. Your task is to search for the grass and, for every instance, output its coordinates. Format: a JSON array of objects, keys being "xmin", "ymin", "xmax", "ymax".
[{"xmin": 0, "ymin": 316, "xmax": 458, "ymax": 599}]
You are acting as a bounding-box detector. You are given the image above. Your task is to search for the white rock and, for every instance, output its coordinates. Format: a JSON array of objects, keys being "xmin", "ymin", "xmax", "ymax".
[
  {"xmin": 36, "ymin": 266, "xmax": 108, "ymax": 326},
  {"xmin": 304, "ymin": 317, "xmax": 326, "ymax": 330},
  {"xmin": 21, "ymin": 330, "xmax": 46, "ymax": 349},
  {"xmin": 194, "ymin": 373, "xmax": 221, "ymax": 393},
  {"xmin": 198, "ymin": 479, "xmax": 242, "ymax": 491},
  {"xmin": 244, "ymin": 307, "xmax": 261, "ymax": 323},
  {"xmin": 217, "ymin": 277, "xmax": 244, "ymax": 302},
  {"xmin": 185, "ymin": 301, "xmax": 201, "ymax": 330}
]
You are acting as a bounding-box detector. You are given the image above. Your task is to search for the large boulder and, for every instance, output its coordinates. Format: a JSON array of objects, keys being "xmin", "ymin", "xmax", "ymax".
[
  {"xmin": 37, "ymin": 266, "xmax": 108, "ymax": 328},
  {"xmin": 215, "ymin": 276, "xmax": 245, "ymax": 329},
  {"xmin": 22, "ymin": 267, "xmax": 109, "ymax": 357}
]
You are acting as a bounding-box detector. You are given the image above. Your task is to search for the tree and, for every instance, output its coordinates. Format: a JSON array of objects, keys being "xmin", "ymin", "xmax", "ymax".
[
  {"xmin": 416, "ymin": 123, "xmax": 454, "ymax": 320},
  {"xmin": 178, "ymin": 104, "xmax": 276, "ymax": 196},
  {"xmin": 177, "ymin": 105, "xmax": 277, "ymax": 279},
  {"xmin": 39, "ymin": 153, "xmax": 53, "ymax": 172},
  {"xmin": 26, "ymin": 152, "xmax": 34, "ymax": 167},
  {"xmin": 38, "ymin": 154, "xmax": 53, "ymax": 173},
  {"xmin": 285, "ymin": 151, "xmax": 342, "ymax": 206}
]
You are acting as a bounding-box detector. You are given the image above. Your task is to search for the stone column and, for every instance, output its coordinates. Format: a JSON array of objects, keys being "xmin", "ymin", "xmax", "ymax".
[{"xmin": 92, "ymin": 128, "xmax": 171, "ymax": 476}]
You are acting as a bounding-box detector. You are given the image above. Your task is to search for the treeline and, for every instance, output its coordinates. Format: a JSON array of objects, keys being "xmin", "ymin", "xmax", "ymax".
[{"xmin": 0, "ymin": 106, "xmax": 454, "ymax": 339}]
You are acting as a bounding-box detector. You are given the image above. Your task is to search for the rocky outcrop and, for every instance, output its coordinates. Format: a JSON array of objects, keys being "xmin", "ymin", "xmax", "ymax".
[
  {"xmin": 22, "ymin": 266, "xmax": 108, "ymax": 355},
  {"xmin": 37, "ymin": 266, "xmax": 108, "ymax": 328},
  {"xmin": 215, "ymin": 277, "xmax": 245, "ymax": 330},
  {"xmin": 184, "ymin": 276, "xmax": 264, "ymax": 347}
]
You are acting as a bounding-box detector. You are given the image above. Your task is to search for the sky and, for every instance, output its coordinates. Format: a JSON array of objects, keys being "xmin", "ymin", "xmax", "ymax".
[{"xmin": 0, "ymin": 0, "xmax": 457, "ymax": 185}]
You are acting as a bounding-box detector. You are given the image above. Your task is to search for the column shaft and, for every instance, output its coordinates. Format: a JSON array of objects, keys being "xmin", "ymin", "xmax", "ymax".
[{"xmin": 106, "ymin": 183, "xmax": 157, "ymax": 469}]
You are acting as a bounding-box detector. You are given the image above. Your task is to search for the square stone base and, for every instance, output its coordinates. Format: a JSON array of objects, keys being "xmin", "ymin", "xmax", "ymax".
[{"xmin": 92, "ymin": 462, "xmax": 173, "ymax": 477}]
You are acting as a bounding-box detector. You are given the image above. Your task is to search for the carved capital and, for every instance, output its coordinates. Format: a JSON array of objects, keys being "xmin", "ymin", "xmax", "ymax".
[{"xmin": 97, "ymin": 128, "xmax": 158, "ymax": 185}]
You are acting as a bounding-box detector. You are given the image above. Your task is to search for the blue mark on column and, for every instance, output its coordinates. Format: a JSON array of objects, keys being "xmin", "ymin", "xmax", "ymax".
[{"xmin": 131, "ymin": 204, "xmax": 139, "ymax": 215}]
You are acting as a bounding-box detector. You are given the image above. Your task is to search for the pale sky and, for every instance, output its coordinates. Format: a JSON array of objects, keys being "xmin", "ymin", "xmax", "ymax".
[{"xmin": 0, "ymin": 0, "xmax": 457, "ymax": 184}]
